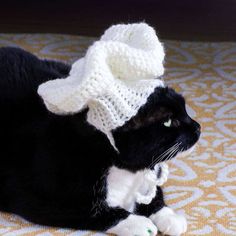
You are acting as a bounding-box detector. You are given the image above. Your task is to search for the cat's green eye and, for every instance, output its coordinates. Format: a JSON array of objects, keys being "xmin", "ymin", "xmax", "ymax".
[
  {"xmin": 163, "ymin": 118, "xmax": 180, "ymax": 127},
  {"xmin": 164, "ymin": 118, "xmax": 172, "ymax": 127}
]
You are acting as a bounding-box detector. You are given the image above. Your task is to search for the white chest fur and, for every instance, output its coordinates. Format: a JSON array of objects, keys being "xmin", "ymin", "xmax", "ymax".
[{"xmin": 105, "ymin": 164, "xmax": 168, "ymax": 212}]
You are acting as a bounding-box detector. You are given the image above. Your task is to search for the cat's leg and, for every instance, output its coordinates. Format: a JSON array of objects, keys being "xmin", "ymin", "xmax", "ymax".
[{"xmin": 135, "ymin": 187, "xmax": 187, "ymax": 236}]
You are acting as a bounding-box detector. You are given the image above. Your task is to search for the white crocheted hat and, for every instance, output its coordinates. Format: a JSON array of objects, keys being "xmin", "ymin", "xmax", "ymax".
[{"xmin": 38, "ymin": 23, "xmax": 165, "ymax": 150}]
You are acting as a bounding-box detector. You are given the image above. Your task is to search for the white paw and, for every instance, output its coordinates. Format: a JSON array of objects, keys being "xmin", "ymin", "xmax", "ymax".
[
  {"xmin": 150, "ymin": 207, "xmax": 187, "ymax": 236},
  {"xmin": 107, "ymin": 214, "xmax": 157, "ymax": 236}
]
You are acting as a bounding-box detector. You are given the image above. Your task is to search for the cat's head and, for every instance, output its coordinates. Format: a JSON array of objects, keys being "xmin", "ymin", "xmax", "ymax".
[{"xmin": 112, "ymin": 87, "xmax": 201, "ymax": 171}]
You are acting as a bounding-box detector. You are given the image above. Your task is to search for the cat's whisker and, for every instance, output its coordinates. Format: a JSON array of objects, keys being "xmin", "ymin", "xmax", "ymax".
[
  {"xmin": 150, "ymin": 142, "xmax": 181, "ymax": 168},
  {"xmin": 149, "ymin": 143, "xmax": 178, "ymax": 168},
  {"xmin": 162, "ymin": 144, "xmax": 180, "ymax": 164},
  {"xmin": 149, "ymin": 146, "xmax": 174, "ymax": 168},
  {"xmin": 168, "ymin": 147, "xmax": 179, "ymax": 161},
  {"xmin": 158, "ymin": 143, "xmax": 181, "ymax": 162},
  {"xmin": 155, "ymin": 142, "xmax": 181, "ymax": 164},
  {"xmin": 149, "ymin": 143, "xmax": 178, "ymax": 165},
  {"xmin": 155, "ymin": 146, "xmax": 177, "ymax": 165},
  {"xmin": 165, "ymin": 142, "xmax": 182, "ymax": 162}
]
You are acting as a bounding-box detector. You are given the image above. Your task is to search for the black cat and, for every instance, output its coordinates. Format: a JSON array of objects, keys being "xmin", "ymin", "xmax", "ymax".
[{"xmin": 0, "ymin": 47, "xmax": 200, "ymax": 236}]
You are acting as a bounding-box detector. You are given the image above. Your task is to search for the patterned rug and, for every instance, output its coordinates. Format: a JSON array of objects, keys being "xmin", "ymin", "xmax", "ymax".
[{"xmin": 0, "ymin": 34, "xmax": 235, "ymax": 236}]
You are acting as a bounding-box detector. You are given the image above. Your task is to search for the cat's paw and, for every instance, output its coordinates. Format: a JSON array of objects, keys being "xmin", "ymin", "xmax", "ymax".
[
  {"xmin": 107, "ymin": 214, "xmax": 157, "ymax": 236},
  {"xmin": 150, "ymin": 207, "xmax": 187, "ymax": 236}
]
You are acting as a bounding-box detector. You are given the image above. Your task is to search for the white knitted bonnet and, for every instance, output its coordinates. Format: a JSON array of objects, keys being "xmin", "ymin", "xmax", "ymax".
[{"xmin": 38, "ymin": 23, "xmax": 165, "ymax": 150}]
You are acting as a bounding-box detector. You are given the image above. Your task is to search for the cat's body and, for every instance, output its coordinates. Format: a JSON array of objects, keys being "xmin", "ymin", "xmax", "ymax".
[{"xmin": 0, "ymin": 47, "xmax": 200, "ymax": 235}]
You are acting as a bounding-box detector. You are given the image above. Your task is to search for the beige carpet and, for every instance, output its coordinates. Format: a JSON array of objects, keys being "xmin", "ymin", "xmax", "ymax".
[{"xmin": 0, "ymin": 34, "xmax": 236, "ymax": 236}]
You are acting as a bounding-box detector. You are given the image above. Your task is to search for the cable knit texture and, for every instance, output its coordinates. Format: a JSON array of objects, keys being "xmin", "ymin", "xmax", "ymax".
[{"xmin": 37, "ymin": 23, "xmax": 165, "ymax": 149}]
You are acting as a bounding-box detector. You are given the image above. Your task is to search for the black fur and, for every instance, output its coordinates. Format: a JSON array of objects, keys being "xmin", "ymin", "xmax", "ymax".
[{"xmin": 0, "ymin": 47, "xmax": 201, "ymax": 231}]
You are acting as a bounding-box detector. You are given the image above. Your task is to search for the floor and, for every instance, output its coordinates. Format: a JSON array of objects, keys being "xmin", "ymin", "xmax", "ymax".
[{"xmin": 0, "ymin": 34, "xmax": 236, "ymax": 235}]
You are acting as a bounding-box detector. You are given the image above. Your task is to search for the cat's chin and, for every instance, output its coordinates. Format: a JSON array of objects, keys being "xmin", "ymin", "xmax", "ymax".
[{"xmin": 175, "ymin": 145, "xmax": 196, "ymax": 158}]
